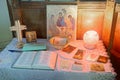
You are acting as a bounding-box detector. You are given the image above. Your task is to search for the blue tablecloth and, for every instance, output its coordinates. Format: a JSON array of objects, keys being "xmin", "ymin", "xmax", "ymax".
[{"xmin": 0, "ymin": 38, "xmax": 116, "ymax": 80}]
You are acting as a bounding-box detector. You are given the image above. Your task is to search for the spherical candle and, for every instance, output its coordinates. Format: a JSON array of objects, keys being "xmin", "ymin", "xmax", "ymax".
[{"xmin": 83, "ymin": 30, "xmax": 99, "ymax": 49}]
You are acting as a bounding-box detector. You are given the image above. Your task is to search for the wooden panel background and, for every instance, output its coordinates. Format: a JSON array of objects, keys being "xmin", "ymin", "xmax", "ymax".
[
  {"xmin": 21, "ymin": 8, "xmax": 46, "ymax": 38},
  {"xmin": 102, "ymin": 1, "xmax": 115, "ymax": 47},
  {"xmin": 112, "ymin": 12, "xmax": 120, "ymax": 52},
  {"xmin": 10, "ymin": 1, "xmax": 115, "ymax": 47},
  {"xmin": 112, "ymin": 4, "xmax": 120, "ymax": 52},
  {"xmin": 77, "ymin": 9, "xmax": 104, "ymax": 40},
  {"xmin": 110, "ymin": 4, "xmax": 120, "ymax": 79},
  {"xmin": 20, "ymin": 2, "xmax": 46, "ymax": 38},
  {"xmin": 10, "ymin": 1, "xmax": 77, "ymax": 39}
]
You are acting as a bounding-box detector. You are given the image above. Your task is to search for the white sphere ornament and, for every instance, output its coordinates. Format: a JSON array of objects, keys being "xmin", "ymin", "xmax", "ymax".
[{"xmin": 83, "ymin": 30, "xmax": 99, "ymax": 50}]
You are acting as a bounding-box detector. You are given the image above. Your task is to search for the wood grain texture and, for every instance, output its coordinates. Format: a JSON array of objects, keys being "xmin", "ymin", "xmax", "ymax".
[
  {"xmin": 77, "ymin": 9, "xmax": 104, "ymax": 40},
  {"xmin": 112, "ymin": 13, "xmax": 120, "ymax": 52},
  {"xmin": 102, "ymin": 1, "xmax": 115, "ymax": 47}
]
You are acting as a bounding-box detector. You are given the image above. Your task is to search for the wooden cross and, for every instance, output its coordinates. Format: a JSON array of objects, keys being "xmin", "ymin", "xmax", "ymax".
[{"xmin": 10, "ymin": 20, "xmax": 27, "ymax": 43}]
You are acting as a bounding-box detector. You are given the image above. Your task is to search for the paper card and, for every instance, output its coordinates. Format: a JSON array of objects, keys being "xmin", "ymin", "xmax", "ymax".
[
  {"xmin": 62, "ymin": 45, "xmax": 76, "ymax": 53},
  {"xmin": 71, "ymin": 61, "xmax": 83, "ymax": 71},
  {"xmin": 90, "ymin": 63, "xmax": 105, "ymax": 72},
  {"xmin": 59, "ymin": 58, "xmax": 71, "ymax": 70},
  {"xmin": 73, "ymin": 49, "xmax": 84, "ymax": 60},
  {"xmin": 97, "ymin": 55, "xmax": 108, "ymax": 63},
  {"xmin": 86, "ymin": 53, "xmax": 99, "ymax": 61}
]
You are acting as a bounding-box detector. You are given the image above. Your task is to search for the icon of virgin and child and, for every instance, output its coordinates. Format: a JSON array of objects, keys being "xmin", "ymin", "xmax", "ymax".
[{"xmin": 48, "ymin": 8, "xmax": 75, "ymax": 41}]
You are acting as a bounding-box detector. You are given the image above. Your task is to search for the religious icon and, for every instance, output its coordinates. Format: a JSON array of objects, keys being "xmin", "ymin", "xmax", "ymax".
[
  {"xmin": 62, "ymin": 45, "xmax": 76, "ymax": 53},
  {"xmin": 25, "ymin": 31, "xmax": 37, "ymax": 43},
  {"xmin": 73, "ymin": 49, "xmax": 84, "ymax": 60},
  {"xmin": 47, "ymin": 5, "xmax": 77, "ymax": 41}
]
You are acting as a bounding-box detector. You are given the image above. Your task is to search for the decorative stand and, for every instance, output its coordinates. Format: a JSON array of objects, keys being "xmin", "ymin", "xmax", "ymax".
[{"xmin": 10, "ymin": 20, "xmax": 27, "ymax": 48}]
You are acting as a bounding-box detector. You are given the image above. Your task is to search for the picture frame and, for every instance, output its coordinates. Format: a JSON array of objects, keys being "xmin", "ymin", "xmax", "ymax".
[
  {"xmin": 25, "ymin": 31, "xmax": 37, "ymax": 43},
  {"xmin": 47, "ymin": 5, "xmax": 77, "ymax": 41}
]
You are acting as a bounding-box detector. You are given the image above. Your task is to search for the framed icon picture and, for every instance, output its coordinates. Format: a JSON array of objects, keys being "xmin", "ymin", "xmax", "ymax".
[
  {"xmin": 47, "ymin": 5, "xmax": 77, "ymax": 41},
  {"xmin": 25, "ymin": 31, "xmax": 37, "ymax": 43}
]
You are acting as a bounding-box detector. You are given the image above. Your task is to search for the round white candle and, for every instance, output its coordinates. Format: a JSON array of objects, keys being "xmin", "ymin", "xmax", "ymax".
[{"xmin": 83, "ymin": 30, "xmax": 99, "ymax": 50}]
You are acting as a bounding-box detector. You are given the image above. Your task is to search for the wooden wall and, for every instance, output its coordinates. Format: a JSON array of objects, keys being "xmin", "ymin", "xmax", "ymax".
[
  {"xmin": 9, "ymin": 1, "xmax": 77, "ymax": 39},
  {"xmin": 77, "ymin": 1, "xmax": 114, "ymax": 49},
  {"xmin": 112, "ymin": 4, "xmax": 120, "ymax": 52},
  {"xmin": 77, "ymin": 2, "xmax": 105, "ymax": 40},
  {"xmin": 102, "ymin": 1, "xmax": 115, "ymax": 48},
  {"xmin": 21, "ymin": 2, "xmax": 46, "ymax": 38},
  {"xmin": 9, "ymin": 1, "xmax": 107, "ymax": 39},
  {"xmin": 10, "ymin": 1, "xmax": 47, "ymax": 38},
  {"xmin": 9, "ymin": 0, "xmax": 115, "ymax": 48},
  {"xmin": 110, "ymin": 4, "xmax": 120, "ymax": 79}
]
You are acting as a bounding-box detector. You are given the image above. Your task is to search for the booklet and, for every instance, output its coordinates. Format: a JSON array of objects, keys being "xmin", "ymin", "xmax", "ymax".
[
  {"xmin": 22, "ymin": 43, "xmax": 47, "ymax": 51},
  {"xmin": 12, "ymin": 51, "xmax": 57, "ymax": 70}
]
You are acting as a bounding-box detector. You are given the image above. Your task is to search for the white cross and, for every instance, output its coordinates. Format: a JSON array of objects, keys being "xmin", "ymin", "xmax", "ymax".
[{"xmin": 10, "ymin": 20, "xmax": 27, "ymax": 42}]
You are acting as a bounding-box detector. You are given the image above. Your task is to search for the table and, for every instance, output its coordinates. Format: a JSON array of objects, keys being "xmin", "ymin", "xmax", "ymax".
[{"xmin": 0, "ymin": 38, "xmax": 116, "ymax": 80}]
